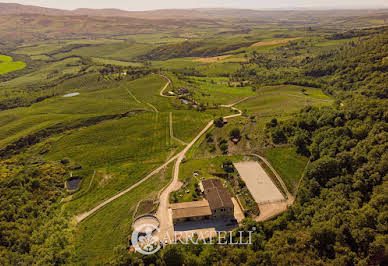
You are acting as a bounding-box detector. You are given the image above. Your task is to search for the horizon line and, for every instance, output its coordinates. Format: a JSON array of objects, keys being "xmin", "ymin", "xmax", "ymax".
[{"xmin": 2, "ymin": 2, "xmax": 388, "ymax": 12}]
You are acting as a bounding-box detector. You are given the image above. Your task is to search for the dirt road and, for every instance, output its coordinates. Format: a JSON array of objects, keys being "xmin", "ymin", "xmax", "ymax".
[
  {"xmin": 153, "ymin": 73, "xmax": 172, "ymax": 97},
  {"xmin": 155, "ymin": 119, "xmax": 214, "ymax": 239},
  {"xmin": 169, "ymin": 112, "xmax": 187, "ymax": 145}
]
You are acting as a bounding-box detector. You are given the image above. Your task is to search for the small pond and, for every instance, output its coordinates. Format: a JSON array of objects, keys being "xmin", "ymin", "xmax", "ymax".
[
  {"xmin": 63, "ymin": 92, "xmax": 80, "ymax": 97},
  {"xmin": 66, "ymin": 177, "xmax": 82, "ymax": 191}
]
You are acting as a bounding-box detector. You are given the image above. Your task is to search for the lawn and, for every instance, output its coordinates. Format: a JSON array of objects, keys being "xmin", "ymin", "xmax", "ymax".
[
  {"xmin": 43, "ymin": 112, "xmax": 171, "ymax": 214},
  {"xmin": 179, "ymin": 155, "xmax": 244, "ymax": 181},
  {"xmin": 263, "ymin": 146, "xmax": 309, "ymax": 194},
  {"xmin": 0, "ymin": 54, "xmax": 26, "ymax": 75}
]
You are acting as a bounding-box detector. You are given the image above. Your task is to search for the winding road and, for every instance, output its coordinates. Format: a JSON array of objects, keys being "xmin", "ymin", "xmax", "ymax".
[{"xmin": 153, "ymin": 73, "xmax": 172, "ymax": 97}]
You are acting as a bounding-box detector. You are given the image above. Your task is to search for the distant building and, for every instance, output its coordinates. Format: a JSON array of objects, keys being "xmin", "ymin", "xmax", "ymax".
[
  {"xmin": 232, "ymin": 138, "xmax": 240, "ymax": 144},
  {"xmin": 171, "ymin": 179, "xmax": 234, "ymax": 224},
  {"xmin": 177, "ymin": 87, "xmax": 189, "ymax": 95}
]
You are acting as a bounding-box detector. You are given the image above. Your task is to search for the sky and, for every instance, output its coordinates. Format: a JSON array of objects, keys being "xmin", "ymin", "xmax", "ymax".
[{"xmin": 2, "ymin": 0, "xmax": 388, "ymax": 11}]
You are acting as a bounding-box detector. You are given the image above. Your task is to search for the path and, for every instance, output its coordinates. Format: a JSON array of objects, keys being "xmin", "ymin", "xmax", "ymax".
[
  {"xmin": 126, "ymin": 89, "xmax": 141, "ymax": 104},
  {"xmin": 126, "ymin": 88, "xmax": 159, "ymax": 113},
  {"xmin": 169, "ymin": 112, "xmax": 188, "ymax": 145},
  {"xmin": 153, "ymin": 73, "xmax": 172, "ymax": 97},
  {"xmin": 76, "ymin": 153, "xmax": 180, "ymax": 223},
  {"xmin": 156, "ymin": 120, "xmax": 215, "ymax": 239},
  {"xmin": 147, "ymin": 103, "xmax": 159, "ymax": 113},
  {"xmin": 220, "ymin": 96, "xmax": 253, "ymax": 108}
]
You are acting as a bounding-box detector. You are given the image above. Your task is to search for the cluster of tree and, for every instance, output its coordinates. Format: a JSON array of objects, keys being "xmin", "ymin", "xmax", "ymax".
[
  {"xmin": 217, "ymin": 137, "xmax": 229, "ymax": 154},
  {"xmin": 325, "ymin": 27, "xmax": 383, "ymax": 40},
  {"xmin": 229, "ymin": 27, "xmax": 387, "ymax": 98},
  {"xmin": 0, "ymin": 156, "xmax": 74, "ymax": 265},
  {"xmin": 98, "ymin": 65, "xmax": 151, "ymax": 81},
  {"xmin": 303, "ymin": 33, "xmax": 387, "ymax": 98}
]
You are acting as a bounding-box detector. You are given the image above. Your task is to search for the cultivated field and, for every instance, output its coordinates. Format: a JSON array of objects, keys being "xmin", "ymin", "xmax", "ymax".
[
  {"xmin": 250, "ymin": 37, "xmax": 302, "ymax": 47},
  {"xmin": 194, "ymin": 55, "xmax": 231, "ymax": 62}
]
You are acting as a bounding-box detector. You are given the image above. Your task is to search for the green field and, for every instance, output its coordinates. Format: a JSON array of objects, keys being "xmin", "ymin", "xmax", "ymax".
[
  {"xmin": 263, "ymin": 147, "xmax": 309, "ymax": 194},
  {"xmin": 0, "ymin": 54, "xmax": 26, "ymax": 75}
]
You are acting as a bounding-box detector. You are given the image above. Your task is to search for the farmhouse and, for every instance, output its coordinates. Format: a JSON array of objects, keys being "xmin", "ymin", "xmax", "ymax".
[
  {"xmin": 202, "ymin": 179, "xmax": 234, "ymax": 218},
  {"xmin": 171, "ymin": 179, "xmax": 234, "ymax": 224},
  {"xmin": 171, "ymin": 201, "xmax": 212, "ymax": 223},
  {"xmin": 177, "ymin": 87, "xmax": 189, "ymax": 95}
]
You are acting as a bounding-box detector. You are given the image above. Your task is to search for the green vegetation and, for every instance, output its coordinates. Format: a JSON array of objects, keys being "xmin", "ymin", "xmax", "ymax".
[
  {"xmin": 0, "ymin": 156, "xmax": 73, "ymax": 265},
  {"xmin": 0, "ymin": 7, "xmax": 386, "ymax": 265},
  {"xmin": 0, "ymin": 54, "xmax": 26, "ymax": 75},
  {"xmin": 263, "ymin": 147, "xmax": 308, "ymax": 194},
  {"xmin": 76, "ymin": 162, "xmax": 173, "ymax": 264}
]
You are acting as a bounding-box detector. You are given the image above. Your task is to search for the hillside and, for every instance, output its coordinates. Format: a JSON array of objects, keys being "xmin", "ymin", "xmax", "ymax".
[
  {"xmin": 0, "ymin": 5, "xmax": 386, "ymax": 265},
  {"xmin": 0, "ymin": 2, "xmax": 387, "ymax": 23}
]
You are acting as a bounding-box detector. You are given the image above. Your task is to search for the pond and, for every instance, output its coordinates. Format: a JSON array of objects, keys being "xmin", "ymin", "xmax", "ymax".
[
  {"xmin": 66, "ymin": 177, "xmax": 82, "ymax": 191},
  {"xmin": 63, "ymin": 92, "xmax": 80, "ymax": 97}
]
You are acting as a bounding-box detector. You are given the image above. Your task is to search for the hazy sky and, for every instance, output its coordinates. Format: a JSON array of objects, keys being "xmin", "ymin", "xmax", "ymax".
[{"xmin": 2, "ymin": 0, "xmax": 388, "ymax": 11}]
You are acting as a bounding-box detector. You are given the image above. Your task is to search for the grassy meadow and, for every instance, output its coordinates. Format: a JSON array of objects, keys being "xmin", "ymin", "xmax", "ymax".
[
  {"xmin": 0, "ymin": 54, "xmax": 26, "ymax": 75},
  {"xmin": 263, "ymin": 147, "xmax": 309, "ymax": 194}
]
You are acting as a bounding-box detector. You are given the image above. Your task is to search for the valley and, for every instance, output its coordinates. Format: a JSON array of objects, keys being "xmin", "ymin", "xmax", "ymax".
[{"xmin": 0, "ymin": 4, "xmax": 386, "ymax": 265}]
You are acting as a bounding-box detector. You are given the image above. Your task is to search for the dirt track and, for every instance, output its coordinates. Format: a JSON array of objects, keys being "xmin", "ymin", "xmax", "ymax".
[{"xmin": 169, "ymin": 112, "xmax": 187, "ymax": 145}]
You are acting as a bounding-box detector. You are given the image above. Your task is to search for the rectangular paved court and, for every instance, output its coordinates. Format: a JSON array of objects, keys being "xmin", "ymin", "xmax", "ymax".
[{"xmin": 234, "ymin": 161, "xmax": 284, "ymax": 204}]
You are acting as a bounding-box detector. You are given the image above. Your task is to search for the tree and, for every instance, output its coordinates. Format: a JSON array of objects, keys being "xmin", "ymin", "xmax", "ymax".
[
  {"xmin": 268, "ymin": 118, "xmax": 278, "ymax": 128},
  {"xmin": 229, "ymin": 128, "xmax": 241, "ymax": 139},
  {"xmin": 162, "ymin": 245, "xmax": 184, "ymax": 266},
  {"xmin": 222, "ymin": 160, "xmax": 234, "ymax": 173},
  {"xmin": 220, "ymin": 143, "xmax": 228, "ymax": 154},
  {"xmin": 214, "ymin": 117, "xmax": 224, "ymax": 128},
  {"xmin": 271, "ymin": 128, "xmax": 287, "ymax": 144},
  {"xmin": 294, "ymin": 133, "xmax": 311, "ymax": 156},
  {"xmin": 206, "ymin": 132, "xmax": 214, "ymax": 142}
]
